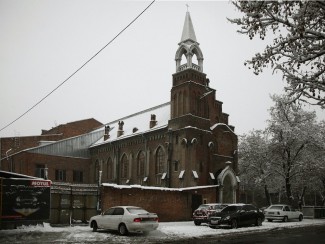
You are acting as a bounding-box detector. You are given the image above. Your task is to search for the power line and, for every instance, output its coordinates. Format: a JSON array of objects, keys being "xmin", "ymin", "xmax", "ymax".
[{"xmin": 0, "ymin": 0, "xmax": 156, "ymax": 134}]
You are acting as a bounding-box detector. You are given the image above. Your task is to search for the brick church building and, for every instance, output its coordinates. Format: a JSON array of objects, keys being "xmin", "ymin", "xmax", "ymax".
[
  {"xmin": 90, "ymin": 11, "xmax": 239, "ymax": 220},
  {"xmin": 0, "ymin": 11, "xmax": 239, "ymax": 222}
]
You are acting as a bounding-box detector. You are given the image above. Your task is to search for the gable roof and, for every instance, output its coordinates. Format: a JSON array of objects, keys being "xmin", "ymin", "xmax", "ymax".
[
  {"xmin": 91, "ymin": 102, "xmax": 170, "ymax": 147},
  {"xmin": 41, "ymin": 118, "xmax": 103, "ymax": 138}
]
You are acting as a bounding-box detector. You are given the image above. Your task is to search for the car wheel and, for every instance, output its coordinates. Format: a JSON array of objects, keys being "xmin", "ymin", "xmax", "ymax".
[
  {"xmin": 283, "ymin": 216, "xmax": 288, "ymax": 222},
  {"xmin": 194, "ymin": 220, "xmax": 201, "ymax": 226},
  {"xmin": 231, "ymin": 219, "xmax": 237, "ymax": 229},
  {"xmin": 267, "ymin": 219, "xmax": 273, "ymax": 222},
  {"xmin": 255, "ymin": 217, "xmax": 262, "ymax": 226},
  {"xmin": 299, "ymin": 215, "xmax": 303, "ymax": 221},
  {"xmin": 118, "ymin": 223, "xmax": 128, "ymax": 236},
  {"xmin": 91, "ymin": 221, "xmax": 98, "ymax": 232}
]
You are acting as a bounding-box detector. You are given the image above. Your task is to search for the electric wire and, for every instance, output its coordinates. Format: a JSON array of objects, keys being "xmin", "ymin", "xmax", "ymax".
[{"xmin": 0, "ymin": 0, "xmax": 156, "ymax": 134}]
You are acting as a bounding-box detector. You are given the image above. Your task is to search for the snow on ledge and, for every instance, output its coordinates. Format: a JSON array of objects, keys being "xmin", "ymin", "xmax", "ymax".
[
  {"xmin": 210, "ymin": 123, "xmax": 236, "ymax": 135},
  {"xmin": 102, "ymin": 183, "xmax": 219, "ymax": 192}
]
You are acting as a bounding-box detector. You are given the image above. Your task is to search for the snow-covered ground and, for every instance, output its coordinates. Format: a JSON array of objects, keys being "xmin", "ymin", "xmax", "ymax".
[{"xmin": 0, "ymin": 219, "xmax": 325, "ymax": 243}]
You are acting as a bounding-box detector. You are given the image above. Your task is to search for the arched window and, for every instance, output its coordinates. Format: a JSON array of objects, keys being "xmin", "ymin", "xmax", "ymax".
[
  {"xmin": 178, "ymin": 91, "xmax": 182, "ymax": 116},
  {"xmin": 102, "ymin": 160, "xmax": 108, "ymax": 182},
  {"xmin": 120, "ymin": 154, "xmax": 128, "ymax": 179},
  {"xmin": 183, "ymin": 90, "xmax": 186, "ymax": 115},
  {"xmin": 181, "ymin": 53, "xmax": 187, "ymax": 65},
  {"xmin": 156, "ymin": 147, "xmax": 165, "ymax": 174},
  {"xmin": 95, "ymin": 159, "xmax": 100, "ymax": 183},
  {"xmin": 192, "ymin": 53, "xmax": 198, "ymax": 66},
  {"xmin": 173, "ymin": 94, "xmax": 177, "ymax": 117},
  {"xmin": 137, "ymin": 151, "xmax": 145, "ymax": 177},
  {"xmin": 107, "ymin": 157, "xmax": 113, "ymax": 180}
]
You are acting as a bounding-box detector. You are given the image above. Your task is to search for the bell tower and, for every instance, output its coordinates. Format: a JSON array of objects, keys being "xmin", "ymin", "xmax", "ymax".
[
  {"xmin": 175, "ymin": 11, "xmax": 204, "ymax": 73},
  {"xmin": 170, "ymin": 10, "xmax": 213, "ymax": 126}
]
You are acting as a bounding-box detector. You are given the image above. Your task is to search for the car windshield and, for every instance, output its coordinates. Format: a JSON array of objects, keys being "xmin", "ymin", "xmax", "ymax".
[
  {"xmin": 126, "ymin": 207, "xmax": 148, "ymax": 214},
  {"xmin": 197, "ymin": 204, "xmax": 209, "ymax": 209},
  {"xmin": 221, "ymin": 205, "xmax": 242, "ymax": 213},
  {"xmin": 269, "ymin": 206, "xmax": 283, "ymax": 210},
  {"xmin": 214, "ymin": 205, "xmax": 226, "ymax": 209}
]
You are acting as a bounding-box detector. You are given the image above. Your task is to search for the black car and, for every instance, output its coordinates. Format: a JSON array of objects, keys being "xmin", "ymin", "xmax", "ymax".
[
  {"xmin": 193, "ymin": 203, "xmax": 228, "ymax": 226},
  {"xmin": 209, "ymin": 204, "xmax": 265, "ymax": 229}
]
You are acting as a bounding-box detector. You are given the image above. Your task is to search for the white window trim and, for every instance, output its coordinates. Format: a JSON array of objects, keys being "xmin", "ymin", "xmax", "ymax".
[
  {"xmin": 161, "ymin": 172, "xmax": 167, "ymax": 180},
  {"xmin": 192, "ymin": 170, "xmax": 199, "ymax": 179},
  {"xmin": 179, "ymin": 170, "xmax": 185, "ymax": 179}
]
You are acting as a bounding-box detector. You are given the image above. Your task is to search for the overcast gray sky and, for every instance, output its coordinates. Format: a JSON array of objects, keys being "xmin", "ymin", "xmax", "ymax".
[{"xmin": 1, "ymin": 0, "xmax": 324, "ymax": 138}]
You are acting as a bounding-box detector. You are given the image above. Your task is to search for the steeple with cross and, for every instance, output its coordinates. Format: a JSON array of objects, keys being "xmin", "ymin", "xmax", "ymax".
[
  {"xmin": 171, "ymin": 9, "xmax": 210, "ymax": 121},
  {"xmin": 175, "ymin": 9, "xmax": 203, "ymax": 73}
]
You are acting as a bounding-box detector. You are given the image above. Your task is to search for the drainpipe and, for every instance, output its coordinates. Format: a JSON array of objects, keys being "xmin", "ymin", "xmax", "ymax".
[
  {"xmin": 167, "ymin": 129, "xmax": 173, "ymax": 188},
  {"xmin": 115, "ymin": 145, "xmax": 120, "ymax": 184},
  {"xmin": 141, "ymin": 133, "xmax": 148, "ymax": 184},
  {"xmin": 0, "ymin": 140, "xmax": 2, "ymax": 169}
]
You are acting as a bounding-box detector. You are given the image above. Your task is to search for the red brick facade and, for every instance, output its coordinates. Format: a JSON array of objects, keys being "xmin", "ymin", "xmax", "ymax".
[
  {"xmin": 0, "ymin": 118, "xmax": 102, "ymax": 184},
  {"xmin": 0, "ymin": 11, "xmax": 239, "ymax": 222},
  {"xmin": 101, "ymin": 185, "xmax": 217, "ymax": 221},
  {"xmin": 88, "ymin": 11, "xmax": 239, "ymax": 221},
  {"xmin": 1, "ymin": 151, "xmax": 92, "ymax": 184},
  {"xmin": 41, "ymin": 118, "xmax": 102, "ymax": 138},
  {"xmin": 0, "ymin": 118, "xmax": 102, "ymax": 160}
]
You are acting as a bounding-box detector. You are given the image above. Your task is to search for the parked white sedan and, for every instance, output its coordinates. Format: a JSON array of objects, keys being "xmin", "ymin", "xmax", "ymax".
[
  {"xmin": 264, "ymin": 204, "xmax": 303, "ymax": 222},
  {"xmin": 89, "ymin": 206, "xmax": 159, "ymax": 235}
]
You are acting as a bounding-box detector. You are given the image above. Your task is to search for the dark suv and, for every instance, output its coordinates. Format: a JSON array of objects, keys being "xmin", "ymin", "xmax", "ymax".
[
  {"xmin": 193, "ymin": 203, "xmax": 228, "ymax": 226},
  {"xmin": 209, "ymin": 204, "xmax": 265, "ymax": 229}
]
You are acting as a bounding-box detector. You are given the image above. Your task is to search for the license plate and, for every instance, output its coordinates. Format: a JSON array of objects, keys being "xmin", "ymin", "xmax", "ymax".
[{"xmin": 211, "ymin": 220, "xmax": 219, "ymax": 224}]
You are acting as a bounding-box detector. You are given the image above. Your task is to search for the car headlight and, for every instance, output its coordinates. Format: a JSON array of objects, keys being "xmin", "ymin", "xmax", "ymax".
[{"xmin": 224, "ymin": 216, "xmax": 230, "ymax": 220}]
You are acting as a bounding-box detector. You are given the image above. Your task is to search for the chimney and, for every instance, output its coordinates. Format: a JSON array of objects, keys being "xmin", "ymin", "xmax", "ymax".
[
  {"xmin": 117, "ymin": 121, "xmax": 124, "ymax": 137},
  {"xmin": 150, "ymin": 114, "xmax": 157, "ymax": 128},
  {"xmin": 104, "ymin": 125, "xmax": 110, "ymax": 141}
]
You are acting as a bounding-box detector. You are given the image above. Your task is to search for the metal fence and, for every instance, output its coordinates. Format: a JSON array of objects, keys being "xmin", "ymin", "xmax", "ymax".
[
  {"xmin": 302, "ymin": 206, "xmax": 325, "ymax": 219},
  {"xmin": 50, "ymin": 183, "xmax": 99, "ymax": 225}
]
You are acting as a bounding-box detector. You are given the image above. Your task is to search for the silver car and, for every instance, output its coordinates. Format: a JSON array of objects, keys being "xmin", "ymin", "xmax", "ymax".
[
  {"xmin": 89, "ymin": 206, "xmax": 159, "ymax": 235},
  {"xmin": 264, "ymin": 204, "xmax": 303, "ymax": 222}
]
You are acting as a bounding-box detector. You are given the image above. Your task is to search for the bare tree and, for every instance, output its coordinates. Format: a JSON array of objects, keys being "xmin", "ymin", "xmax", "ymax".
[{"xmin": 229, "ymin": 1, "xmax": 325, "ymax": 107}]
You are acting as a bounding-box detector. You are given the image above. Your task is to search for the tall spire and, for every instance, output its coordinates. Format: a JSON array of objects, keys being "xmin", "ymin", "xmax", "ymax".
[
  {"xmin": 180, "ymin": 11, "xmax": 197, "ymax": 43},
  {"xmin": 175, "ymin": 10, "xmax": 203, "ymax": 73}
]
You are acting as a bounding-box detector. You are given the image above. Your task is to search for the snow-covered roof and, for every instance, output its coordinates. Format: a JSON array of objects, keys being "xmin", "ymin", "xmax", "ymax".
[
  {"xmin": 210, "ymin": 123, "xmax": 236, "ymax": 135},
  {"xmin": 91, "ymin": 102, "xmax": 170, "ymax": 147},
  {"xmin": 28, "ymin": 129, "xmax": 104, "ymax": 158},
  {"xmin": 102, "ymin": 183, "xmax": 219, "ymax": 192}
]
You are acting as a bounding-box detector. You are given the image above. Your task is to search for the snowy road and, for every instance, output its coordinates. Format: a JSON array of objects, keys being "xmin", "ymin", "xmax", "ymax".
[{"xmin": 0, "ymin": 219, "xmax": 325, "ymax": 243}]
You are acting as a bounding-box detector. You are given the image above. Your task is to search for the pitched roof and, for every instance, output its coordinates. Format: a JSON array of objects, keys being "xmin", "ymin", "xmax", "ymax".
[{"xmin": 91, "ymin": 102, "xmax": 170, "ymax": 147}]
